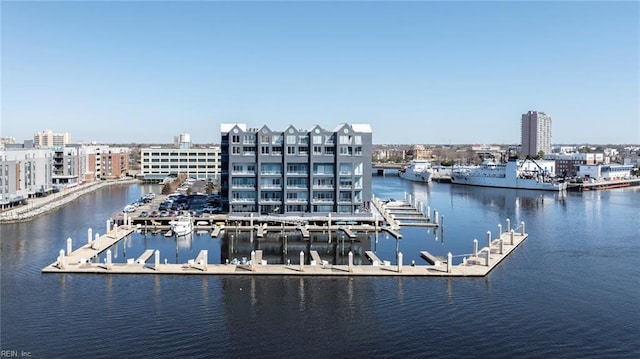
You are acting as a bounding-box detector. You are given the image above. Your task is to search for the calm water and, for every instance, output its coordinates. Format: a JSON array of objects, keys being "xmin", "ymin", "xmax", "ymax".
[{"xmin": 1, "ymin": 178, "xmax": 639, "ymax": 358}]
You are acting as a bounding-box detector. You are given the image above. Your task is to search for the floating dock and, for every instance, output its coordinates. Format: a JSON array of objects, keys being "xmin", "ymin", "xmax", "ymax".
[{"xmin": 42, "ymin": 219, "xmax": 529, "ymax": 277}]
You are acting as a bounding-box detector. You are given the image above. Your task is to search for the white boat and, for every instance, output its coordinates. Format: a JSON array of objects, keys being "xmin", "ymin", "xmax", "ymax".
[
  {"xmin": 450, "ymin": 157, "xmax": 567, "ymax": 191},
  {"xmin": 170, "ymin": 215, "xmax": 193, "ymax": 236},
  {"xmin": 399, "ymin": 160, "xmax": 433, "ymax": 183}
]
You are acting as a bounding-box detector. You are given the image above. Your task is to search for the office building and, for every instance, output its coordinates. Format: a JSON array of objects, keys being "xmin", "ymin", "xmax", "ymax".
[
  {"xmin": 521, "ymin": 111, "xmax": 552, "ymax": 157},
  {"xmin": 220, "ymin": 123, "xmax": 372, "ymax": 215},
  {"xmin": 140, "ymin": 135, "xmax": 220, "ymax": 182}
]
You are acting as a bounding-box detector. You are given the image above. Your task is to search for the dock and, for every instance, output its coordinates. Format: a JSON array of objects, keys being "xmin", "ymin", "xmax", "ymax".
[
  {"xmin": 136, "ymin": 249, "xmax": 155, "ymax": 264},
  {"xmin": 365, "ymin": 251, "xmax": 385, "ymax": 266},
  {"xmin": 420, "ymin": 251, "xmax": 446, "ymax": 265},
  {"xmin": 42, "ymin": 219, "xmax": 529, "ymax": 277},
  {"xmin": 339, "ymin": 226, "xmax": 357, "ymax": 238},
  {"xmin": 211, "ymin": 225, "xmax": 223, "ymax": 237},
  {"xmin": 309, "ymin": 250, "xmax": 327, "ymax": 266}
]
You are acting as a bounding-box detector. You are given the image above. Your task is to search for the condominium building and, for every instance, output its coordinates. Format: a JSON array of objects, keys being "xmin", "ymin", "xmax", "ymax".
[
  {"xmin": 220, "ymin": 123, "xmax": 372, "ymax": 215},
  {"xmin": 521, "ymin": 111, "xmax": 552, "ymax": 157},
  {"xmin": 33, "ymin": 130, "xmax": 71, "ymax": 148}
]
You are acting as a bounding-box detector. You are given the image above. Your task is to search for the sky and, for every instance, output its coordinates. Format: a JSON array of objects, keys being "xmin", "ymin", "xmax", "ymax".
[{"xmin": 1, "ymin": 1, "xmax": 639, "ymax": 145}]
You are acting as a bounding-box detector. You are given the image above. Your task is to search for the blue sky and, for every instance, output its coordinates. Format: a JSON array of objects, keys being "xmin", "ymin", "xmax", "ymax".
[{"xmin": 2, "ymin": 1, "xmax": 638, "ymax": 145}]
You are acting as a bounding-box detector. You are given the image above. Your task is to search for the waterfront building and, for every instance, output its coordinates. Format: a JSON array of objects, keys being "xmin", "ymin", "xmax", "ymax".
[
  {"xmin": 34, "ymin": 130, "xmax": 71, "ymax": 148},
  {"xmin": 0, "ymin": 148, "xmax": 54, "ymax": 208},
  {"xmin": 545, "ymin": 152, "xmax": 604, "ymax": 177},
  {"xmin": 52, "ymin": 145, "xmax": 86, "ymax": 186},
  {"xmin": 83, "ymin": 145, "xmax": 123, "ymax": 181},
  {"xmin": 139, "ymin": 142, "xmax": 221, "ymax": 182},
  {"xmin": 521, "ymin": 111, "xmax": 552, "ymax": 157},
  {"xmin": 220, "ymin": 123, "xmax": 372, "ymax": 215},
  {"xmin": 577, "ymin": 164, "xmax": 634, "ymax": 180}
]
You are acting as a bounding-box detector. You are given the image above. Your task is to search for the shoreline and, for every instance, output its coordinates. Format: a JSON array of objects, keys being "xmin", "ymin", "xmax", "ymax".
[{"xmin": 0, "ymin": 178, "xmax": 140, "ymax": 224}]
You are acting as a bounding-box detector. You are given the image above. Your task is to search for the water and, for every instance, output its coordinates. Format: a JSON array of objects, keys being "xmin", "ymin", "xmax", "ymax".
[{"xmin": 1, "ymin": 178, "xmax": 639, "ymax": 358}]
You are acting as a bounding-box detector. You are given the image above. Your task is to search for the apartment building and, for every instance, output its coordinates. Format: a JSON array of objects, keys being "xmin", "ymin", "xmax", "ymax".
[
  {"xmin": 220, "ymin": 123, "xmax": 372, "ymax": 215},
  {"xmin": 521, "ymin": 111, "xmax": 552, "ymax": 157},
  {"xmin": 0, "ymin": 148, "xmax": 54, "ymax": 208}
]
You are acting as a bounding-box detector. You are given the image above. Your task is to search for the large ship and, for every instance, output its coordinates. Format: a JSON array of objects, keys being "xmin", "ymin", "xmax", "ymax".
[
  {"xmin": 399, "ymin": 160, "xmax": 433, "ymax": 183},
  {"xmin": 450, "ymin": 157, "xmax": 567, "ymax": 191}
]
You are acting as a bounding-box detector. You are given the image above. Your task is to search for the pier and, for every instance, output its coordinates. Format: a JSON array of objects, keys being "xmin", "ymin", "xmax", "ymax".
[{"xmin": 42, "ymin": 219, "xmax": 529, "ymax": 277}]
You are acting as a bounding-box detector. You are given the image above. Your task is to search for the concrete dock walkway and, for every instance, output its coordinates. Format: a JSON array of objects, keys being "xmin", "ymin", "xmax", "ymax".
[{"xmin": 43, "ymin": 222, "xmax": 529, "ymax": 277}]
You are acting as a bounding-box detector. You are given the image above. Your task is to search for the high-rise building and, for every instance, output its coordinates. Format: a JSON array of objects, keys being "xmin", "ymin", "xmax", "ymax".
[
  {"xmin": 33, "ymin": 130, "xmax": 71, "ymax": 148},
  {"xmin": 220, "ymin": 123, "xmax": 372, "ymax": 215},
  {"xmin": 521, "ymin": 111, "xmax": 552, "ymax": 157}
]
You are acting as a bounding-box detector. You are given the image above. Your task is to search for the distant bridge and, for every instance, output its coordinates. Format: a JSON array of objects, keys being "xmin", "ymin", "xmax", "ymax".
[
  {"xmin": 372, "ymin": 162, "xmax": 404, "ymax": 169},
  {"xmin": 372, "ymin": 162, "xmax": 404, "ymax": 176}
]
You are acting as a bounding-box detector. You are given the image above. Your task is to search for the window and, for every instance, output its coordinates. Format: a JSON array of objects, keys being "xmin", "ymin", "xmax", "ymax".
[
  {"xmin": 232, "ymin": 135, "xmax": 240, "ymax": 144},
  {"xmin": 313, "ymin": 146, "xmax": 322, "ymax": 155},
  {"xmin": 313, "ymin": 136, "xmax": 322, "ymax": 144},
  {"xmin": 244, "ymin": 134, "xmax": 256, "ymax": 144},
  {"xmin": 261, "ymin": 146, "xmax": 270, "ymax": 154},
  {"xmin": 287, "ymin": 146, "xmax": 296, "ymax": 155},
  {"xmin": 261, "ymin": 135, "xmax": 270, "ymax": 144},
  {"xmin": 286, "ymin": 135, "xmax": 296, "ymax": 145}
]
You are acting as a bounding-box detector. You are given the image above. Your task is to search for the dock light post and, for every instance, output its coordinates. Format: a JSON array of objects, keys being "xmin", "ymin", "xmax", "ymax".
[
  {"xmin": 93, "ymin": 233, "xmax": 100, "ymax": 250},
  {"xmin": 506, "ymin": 218, "xmax": 511, "ymax": 232},
  {"xmin": 486, "ymin": 231, "xmax": 492, "ymax": 251},
  {"xmin": 499, "ymin": 239, "xmax": 504, "ymax": 254},
  {"xmin": 67, "ymin": 238, "xmax": 72, "ymax": 256},
  {"xmin": 154, "ymin": 250, "xmax": 160, "ymax": 270},
  {"xmin": 498, "ymin": 224, "xmax": 502, "ymax": 238},
  {"xmin": 427, "ymin": 206, "xmax": 431, "ymax": 221},
  {"xmin": 397, "ymin": 252, "xmax": 403, "ymax": 273},
  {"xmin": 59, "ymin": 249, "xmax": 65, "ymax": 269},
  {"xmin": 434, "ymin": 211, "xmax": 439, "ymax": 225},
  {"xmin": 447, "ymin": 252, "xmax": 452, "ymax": 273},
  {"xmin": 473, "ymin": 239, "xmax": 478, "ymax": 257},
  {"xmin": 106, "ymin": 249, "xmax": 112, "ymax": 270},
  {"xmin": 485, "ymin": 249, "xmax": 490, "ymax": 267},
  {"xmin": 299, "ymin": 251, "xmax": 304, "ymax": 271},
  {"xmin": 123, "ymin": 213, "xmax": 128, "ymax": 227},
  {"xmin": 348, "ymin": 251, "xmax": 353, "ymax": 272},
  {"xmin": 510, "ymin": 230, "xmax": 515, "ymax": 245},
  {"xmin": 521, "ymin": 221, "xmax": 526, "ymax": 236},
  {"xmin": 88, "ymin": 228, "xmax": 92, "ymax": 245},
  {"xmin": 106, "ymin": 219, "xmax": 111, "ymax": 233},
  {"xmin": 114, "ymin": 223, "xmax": 118, "ymax": 237}
]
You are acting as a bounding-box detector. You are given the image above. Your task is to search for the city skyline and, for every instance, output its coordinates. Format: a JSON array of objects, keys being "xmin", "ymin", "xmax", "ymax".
[{"xmin": 2, "ymin": 2, "xmax": 639, "ymax": 145}]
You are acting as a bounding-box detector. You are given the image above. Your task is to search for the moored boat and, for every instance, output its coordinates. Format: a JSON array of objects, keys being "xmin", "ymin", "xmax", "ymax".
[
  {"xmin": 450, "ymin": 157, "xmax": 567, "ymax": 191},
  {"xmin": 170, "ymin": 215, "xmax": 193, "ymax": 236},
  {"xmin": 399, "ymin": 160, "xmax": 433, "ymax": 183}
]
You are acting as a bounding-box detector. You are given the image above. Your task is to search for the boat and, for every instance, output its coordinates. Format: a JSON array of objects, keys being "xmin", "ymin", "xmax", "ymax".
[
  {"xmin": 399, "ymin": 160, "xmax": 433, "ymax": 183},
  {"xmin": 170, "ymin": 215, "xmax": 193, "ymax": 236},
  {"xmin": 450, "ymin": 157, "xmax": 567, "ymax": 191}
]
